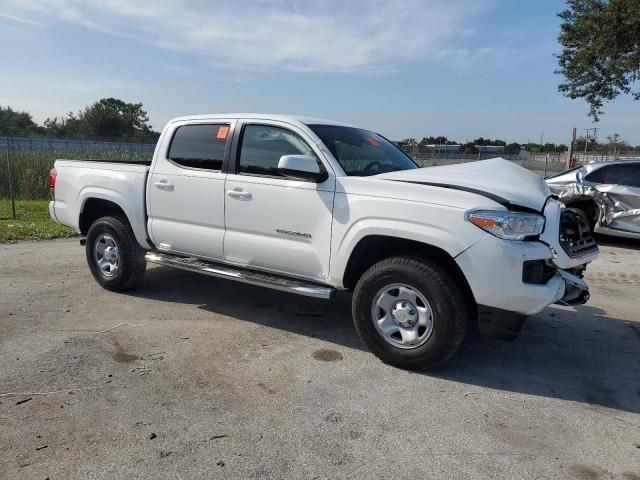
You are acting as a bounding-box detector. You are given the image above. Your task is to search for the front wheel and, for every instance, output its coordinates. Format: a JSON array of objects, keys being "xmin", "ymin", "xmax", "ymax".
[
  {"xmin": 352, "ymin": 256, "xmax": 468, "ymax": 370},
  {"xmin": 86, "ymin": 215, "xmax": 146, "ymax": 291}
]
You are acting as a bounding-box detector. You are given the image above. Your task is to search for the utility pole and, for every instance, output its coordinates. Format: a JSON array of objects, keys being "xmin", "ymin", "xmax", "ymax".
[
  {"xmin": 584, "ymin": 127, "xmax": 598, "ymax": 159},
  {"xmin": 567, "ymin": 128, "xmax": 577, "ymax": 169},
  {"xmin": 5, "ymin": 138, "xmax": 16, "ymax": 219}
]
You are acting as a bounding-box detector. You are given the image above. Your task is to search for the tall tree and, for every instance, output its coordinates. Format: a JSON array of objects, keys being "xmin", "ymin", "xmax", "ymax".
[
  {"xmin": 43, "ymin": 112, "xmax": 82, "ymax": 138},
  {"xmin": 0, "ymin": 106, "xmax": 43, "ymax": 136},
  {"xmin": 556, "ymin": 0, "xmax": 640, "ymax": 120},
  {"xmin": 78, "ymin": 98, "xmax": 156, "ymax": 141}
]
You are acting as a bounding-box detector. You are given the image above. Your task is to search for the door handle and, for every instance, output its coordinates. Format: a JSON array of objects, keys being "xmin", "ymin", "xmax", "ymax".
[
  {"xmin": 154, "ymin": 180, "xmax": 174, "ymax": 191},
  {"xmin": 227, "ymin": 189, "xmax": 252, "ymax": 200}
]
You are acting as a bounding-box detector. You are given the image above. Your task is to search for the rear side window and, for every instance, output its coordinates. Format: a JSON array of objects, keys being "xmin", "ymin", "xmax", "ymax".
[
  {"xmin": 603, "ymin": 163, "xmax": 640, "ymax": 187},
  {"xmin": 584, "ymin": 167, "xmax": 605, "ymax": 183},
  {"xmin": 168, "ymin": 124, "xmax": 230, "ymax": 170},
  {"xmin": 238, "ymin": 124, "xmax": 316, "ymax": 177}
]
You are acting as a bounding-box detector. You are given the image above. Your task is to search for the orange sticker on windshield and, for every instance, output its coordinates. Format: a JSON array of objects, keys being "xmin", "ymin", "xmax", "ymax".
[
  {"xmin": 367, "ymin": 136, "xmax": 379, "ymax": 146},
  {"xmin": 217, "ymin": 125, "xmax": 229, "ymax": 140}
]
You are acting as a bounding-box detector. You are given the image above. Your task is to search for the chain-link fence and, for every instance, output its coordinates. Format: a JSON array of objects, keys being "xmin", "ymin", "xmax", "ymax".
[
  {"xmin": 409, "ymin": 152, "xmax": 570, "ymax": 176},
  {"xmin": 2, "ymin": 135, "xmax": 638, "ymax": 218},
  {"xmin": 1, "ymin": 137, "xmax": 156, "ymax": 217}
]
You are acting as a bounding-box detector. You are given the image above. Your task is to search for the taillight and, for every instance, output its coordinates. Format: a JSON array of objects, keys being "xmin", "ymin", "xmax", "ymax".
[{"xmin": 49, "ymin": 168, "xmax": 57, "ymax": 199}]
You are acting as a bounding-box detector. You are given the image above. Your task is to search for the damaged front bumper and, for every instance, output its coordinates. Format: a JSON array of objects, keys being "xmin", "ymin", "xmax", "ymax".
[
  {"xmin": 457, "ymin": 198, "xmax": 598, "ymax": 339},
  {"xmin": 476, "ymin": 267, "xmax": 589, "ymax": 341},
  {"xmin": 455, "ymin": 234, "xmax": 594, "ymax": 317},
  {"xmin": 555, "ymin": 268, "xmax": 589, "ymax": 306},
  {"xmin": 457, "ymin": 198, "xmax": 598, "ymax": 318}
]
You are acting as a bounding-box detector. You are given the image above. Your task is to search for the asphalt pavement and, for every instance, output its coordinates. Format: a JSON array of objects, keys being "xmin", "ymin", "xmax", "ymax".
[{"xmin": 1, "ymin": 238, "xmax": 639, "ymax": 479}]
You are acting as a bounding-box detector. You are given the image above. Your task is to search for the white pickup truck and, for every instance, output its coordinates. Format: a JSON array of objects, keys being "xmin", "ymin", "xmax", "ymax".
[{"xmin": 49, "ymin": 114, "xmax": 599, "ymax": 369}]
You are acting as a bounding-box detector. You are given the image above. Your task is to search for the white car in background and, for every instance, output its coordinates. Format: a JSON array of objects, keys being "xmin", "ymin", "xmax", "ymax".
[
  {"xmin": 546, "ymin": 160, "xmax": 640, "ymax": 240},
  {"xmin": 49, "ymin": 114, "xmax": 599, "ymax": 369}
]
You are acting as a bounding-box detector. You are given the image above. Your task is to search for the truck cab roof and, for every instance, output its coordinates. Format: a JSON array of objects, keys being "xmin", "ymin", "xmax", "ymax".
[{"xmin": 167, "ymin": 113, "xmax": 355, "ymax": 128}]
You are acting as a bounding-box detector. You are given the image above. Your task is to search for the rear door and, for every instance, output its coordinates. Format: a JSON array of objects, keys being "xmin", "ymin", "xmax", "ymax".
[
  {"xmin": 599, "ymin": 163, "xmax": 640, "ymax": 234},
  {"xmin": 223, "ymin": 120, "xmax": 336, "ymax": 280},
  {"xmin": 147, "ymin": 120, "xmax": 234, "ymax": 259}
]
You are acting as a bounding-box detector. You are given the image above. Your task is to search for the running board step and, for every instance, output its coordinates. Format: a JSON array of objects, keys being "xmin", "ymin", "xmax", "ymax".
[{"xmin": 145, "ymin": 252, "xmax": 335, "ymax": 300}]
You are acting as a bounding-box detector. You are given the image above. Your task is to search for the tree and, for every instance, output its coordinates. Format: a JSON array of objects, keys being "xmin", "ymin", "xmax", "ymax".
[
  {"xmin": 43, "ymin": 112, "xmax": 82, "ymax": 138},
  {"xmin": 505, "ymin": 143, "xmax": 522, "ymax": 154},
  {"xmin": 77, "ymin": 98, "xmax": 157, "ymax": 141},
  {"xmin": 556, "ymin": 0, "xmax": 640, "ymax": 120},
  {"xmin": 0, "ymin": 106, "xmax": 43, "ymax": 136},
  {"xmin": 40, "ymin": 98, "xmax": 159, "ymax": 141},
  {"xmin": 462, "ymin": 142, "xmax": 478, "ymax": 153}
]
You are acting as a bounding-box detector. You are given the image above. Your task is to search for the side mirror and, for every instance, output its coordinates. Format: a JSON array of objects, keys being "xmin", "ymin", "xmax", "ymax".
[{"xmin": 278, "ymin": 155, "xmax": 327, "ymax": 182}]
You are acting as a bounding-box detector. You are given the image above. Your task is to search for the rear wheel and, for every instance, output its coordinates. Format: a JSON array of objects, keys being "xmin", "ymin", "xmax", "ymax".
[
  {"xmin": 86, "ymin": 215, "xmax": 146, "ymax": 291},
  {"xmin": 352, "ymin": 256, "xmax": 468, "ymax": 370}
]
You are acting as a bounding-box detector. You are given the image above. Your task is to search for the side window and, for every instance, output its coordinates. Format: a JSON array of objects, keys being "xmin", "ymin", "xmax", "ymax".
[
  {"xmin": 238, "ymin": 125, "xmax": 316, "ymax": 177},
  {"xmin": 604, "ymin": 164, "xmax": 640, "ymax": 187},
  {"xmin": 168, "ymin": 124, "xmax": 230, "ymax": 170},
  {"xmin": 584, "ymin": 167, "xmax": 605, "ymax": 184}
]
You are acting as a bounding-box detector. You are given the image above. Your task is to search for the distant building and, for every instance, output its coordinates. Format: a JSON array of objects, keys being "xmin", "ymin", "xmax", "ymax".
[
  {"xmin": 475, "ymin": 145, "xmax": 505, "ymax": 153},
  {"xmin": 425, "ymin": 144, "xmax": 461, "ymax": 153}
]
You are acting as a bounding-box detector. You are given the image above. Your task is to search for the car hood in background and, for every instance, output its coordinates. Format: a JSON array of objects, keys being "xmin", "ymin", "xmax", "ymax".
[{"xmin": 376, "ymin": 158, "xmax": 550, "ymax": 212}]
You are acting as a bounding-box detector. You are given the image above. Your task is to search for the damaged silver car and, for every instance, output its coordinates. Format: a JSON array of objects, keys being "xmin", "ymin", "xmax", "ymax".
[{"xmin": 546, "ymin": 160, "xmax": 640, "ymax": 240}]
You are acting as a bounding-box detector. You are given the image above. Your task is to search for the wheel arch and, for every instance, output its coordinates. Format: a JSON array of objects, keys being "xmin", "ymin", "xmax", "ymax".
[
  {"xmin": 341, "ymin": 235, "xmax": 477, "ymax": 317},
  {"xmin": 77, "ymin": 193, "xmax": 151, "ymax": 249},
  {"xmin": 79, "ymin": 198, "xmax": 129, "ymax": 235}
]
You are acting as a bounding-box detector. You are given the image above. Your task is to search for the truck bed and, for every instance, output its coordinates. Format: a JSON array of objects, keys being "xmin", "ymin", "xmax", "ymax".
[{"xmin": 50, "ymin": 159, "xmax": 151, "ymax": 248}]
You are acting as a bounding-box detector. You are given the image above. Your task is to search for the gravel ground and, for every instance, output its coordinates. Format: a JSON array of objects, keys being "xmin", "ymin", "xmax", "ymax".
[{"xmin": 1, "ymin": 238, "xmax": 639, "ymax": 480}]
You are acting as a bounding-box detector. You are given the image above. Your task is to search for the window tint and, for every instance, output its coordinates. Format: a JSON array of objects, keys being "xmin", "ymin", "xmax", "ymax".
[
  {"xmin": 168, "ymin": 124, "xmax": 229, "ymax": 170},
  {"xmin": 604, "ymin": 163, "xmax": 640, "ymax": 187},
  {"xmin": 238, "ymin": 125, "xmax": 315, "ymax": 176},
  {"xmin": 584, "ymin": 167, "xmax": 605, "ymax": 183},
  {"xmin": 308, "ymin": 125, "xmax": 417, "ymax": 176}
]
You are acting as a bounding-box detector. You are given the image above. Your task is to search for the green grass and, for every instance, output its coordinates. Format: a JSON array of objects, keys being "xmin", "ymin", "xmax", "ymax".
[
  {"xmin": 1, "ymin": 147, "xmax": 152, "ymax": 200},
  {"xmin": 0, "ymin": 199, "xmax": 77, "ymax": 242}
]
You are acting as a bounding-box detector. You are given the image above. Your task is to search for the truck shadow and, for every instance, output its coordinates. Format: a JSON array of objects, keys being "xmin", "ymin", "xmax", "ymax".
[
  {"xmin": 136, "ymin": 267, "xmax": 640, "ymax": 415},
  {"xmin": 438, "ymin": 304, "xmax": 640, "ymax": 415}
]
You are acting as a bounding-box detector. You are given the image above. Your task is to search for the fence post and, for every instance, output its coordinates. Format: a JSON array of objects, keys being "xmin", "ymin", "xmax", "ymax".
[{"xmin": 5, "ymin": 138, "xmax": 16, "ymax": 219}]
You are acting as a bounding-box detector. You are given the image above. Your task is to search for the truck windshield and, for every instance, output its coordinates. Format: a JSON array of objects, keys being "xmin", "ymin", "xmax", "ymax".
[{"xmin": 308, "ymin": 124, "xmax": 418, "ymax": 176}]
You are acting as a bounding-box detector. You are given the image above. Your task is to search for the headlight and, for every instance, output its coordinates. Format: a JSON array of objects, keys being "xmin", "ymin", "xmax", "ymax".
[{"xmin": 466, "ymin": 209, "xmax": 545, "ymax": 240}]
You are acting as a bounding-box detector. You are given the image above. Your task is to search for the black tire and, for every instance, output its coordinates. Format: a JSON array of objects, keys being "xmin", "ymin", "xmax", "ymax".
[
  {"xmin": 86, "ymin": 215, "xmax": 146, "ymax": 291},
  {"xmin": 352, "ymin": 256, "xmax": 468, "ymax": 370}
]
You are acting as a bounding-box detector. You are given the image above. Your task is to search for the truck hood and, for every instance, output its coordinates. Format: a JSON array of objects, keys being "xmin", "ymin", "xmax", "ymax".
[{"xmin": 376, "ymin": 158, "xmax": 550, "ymax": 212}]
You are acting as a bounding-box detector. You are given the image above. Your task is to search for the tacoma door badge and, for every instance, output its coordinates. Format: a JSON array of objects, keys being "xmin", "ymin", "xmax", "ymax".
[{"xmin": 276, "ymin": 229, "xmax": 312, "ymax": 239}]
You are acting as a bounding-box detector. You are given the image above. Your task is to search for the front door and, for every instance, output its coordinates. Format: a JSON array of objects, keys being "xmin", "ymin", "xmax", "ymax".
[
  {"xmin": 147, "ymin": 121, "xmax": 233, "ymax": 259},
  {"xmin": 223, "ymin": 121, "xmax": 335, "ymax": 280}
]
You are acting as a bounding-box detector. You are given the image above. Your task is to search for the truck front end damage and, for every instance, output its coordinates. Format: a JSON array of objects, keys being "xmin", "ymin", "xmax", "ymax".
[{"xmin": 456, "ymin": 198, "xmax": 598, "ymax": 339}]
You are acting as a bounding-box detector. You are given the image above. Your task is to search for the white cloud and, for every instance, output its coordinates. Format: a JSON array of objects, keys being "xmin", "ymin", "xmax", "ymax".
[
  {"xmin": 0, "ymin": 12, "xmax": 42, "ymax": 25},
  {"xmin": 5, "ymin": 0, "xmax": 491, "ymax": 72}
]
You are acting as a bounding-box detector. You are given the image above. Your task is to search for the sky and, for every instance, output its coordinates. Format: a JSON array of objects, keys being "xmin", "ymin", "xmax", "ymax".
[{"xmin": 0, "ymin": 0, "xmax": 638, "ymax": 145}]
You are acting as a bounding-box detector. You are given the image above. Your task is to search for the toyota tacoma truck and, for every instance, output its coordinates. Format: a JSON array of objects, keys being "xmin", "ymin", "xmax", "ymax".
[{"xmin": 49, "ymin": 114, "xmax": 599, "ymax": 369}]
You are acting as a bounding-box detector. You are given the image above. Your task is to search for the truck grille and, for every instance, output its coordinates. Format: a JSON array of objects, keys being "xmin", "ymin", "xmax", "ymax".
[{"xmin": 559, "ymin": 208, "xmax": 597, "ymax": 257}]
